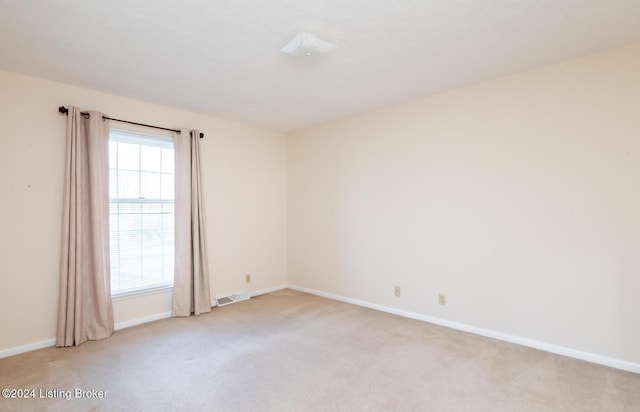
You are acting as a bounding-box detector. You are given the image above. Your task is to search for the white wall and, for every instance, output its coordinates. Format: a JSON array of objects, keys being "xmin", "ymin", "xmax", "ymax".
[
  {"xmin": 2, "ymin": 42, "xmax": 639, "ymax": 368},
  {"xmin": 0, "ymin": 70, "xmax": 287, "ymax": 352},
  {"xmin": 287, "ymin": 43, "xmax": 640, "ymax": 365}
]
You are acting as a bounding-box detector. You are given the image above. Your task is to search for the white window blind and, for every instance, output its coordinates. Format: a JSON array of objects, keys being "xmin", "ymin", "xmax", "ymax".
[{"xmin": 108, "ymin": 129, "xmax": 174, "ymax": 296}]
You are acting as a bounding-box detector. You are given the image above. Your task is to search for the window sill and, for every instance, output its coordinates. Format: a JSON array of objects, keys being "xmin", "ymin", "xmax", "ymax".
[{"xmin": 112, "ymin": 285, "xmax": 173, "ymax": 302}]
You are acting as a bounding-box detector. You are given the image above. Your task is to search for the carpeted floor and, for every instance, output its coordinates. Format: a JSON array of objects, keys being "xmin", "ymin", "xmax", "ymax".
[{"xmin": 0, "ymin": 289, "xmax": 638, "ymax": 411}]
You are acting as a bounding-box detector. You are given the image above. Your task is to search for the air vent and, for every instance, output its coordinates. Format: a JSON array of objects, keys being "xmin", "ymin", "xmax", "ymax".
[{"xmin": 215, "ymin": 292, "xmax": 250, "ymax": 307}]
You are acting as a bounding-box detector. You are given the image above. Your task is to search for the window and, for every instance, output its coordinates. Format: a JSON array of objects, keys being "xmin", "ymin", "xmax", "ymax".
[{"xmin": 108, "ymin": 129, "xmax": 174, "ymax": 296}]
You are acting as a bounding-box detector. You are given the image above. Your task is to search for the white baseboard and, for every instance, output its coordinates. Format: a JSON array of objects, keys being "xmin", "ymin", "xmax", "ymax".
[
  {"xmin": 5, "ymin": 283, "xmax": 636, "ymax": 374},
  {"xmin": 116, "ymin": 284, "xmax": 288, "ymax": 325},
  {"xmin": 287, "ymin": 284, "xmax": 640, "ymax": 375},
  {"xmin": 0, "ymin": 338, "xmax": 57, "ymax": 359},
  {"xmin": 1, "ymin": 284, "xmax": 290, "ymax": 359},
  {"xmin": 0, "ymin": 310, "xmax": 175, "ymax": 359},
  {"xmin": 114, "ymin": 311, "xmax": 173, "ymax": 331},
  {"xmin": 249, "ymin": 284, "xmax": 288, "ymax": 297}
]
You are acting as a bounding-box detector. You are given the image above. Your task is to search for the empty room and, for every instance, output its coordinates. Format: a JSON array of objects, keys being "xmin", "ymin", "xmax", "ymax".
[{"xmin": 1, "ymin": 1, "xmax": 639, "ymax": 411}]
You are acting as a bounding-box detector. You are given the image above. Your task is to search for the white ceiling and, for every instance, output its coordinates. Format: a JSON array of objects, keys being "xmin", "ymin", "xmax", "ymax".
[{"xmin": 1, "ymin": 1, "xmax": 640, "ymax": 132}]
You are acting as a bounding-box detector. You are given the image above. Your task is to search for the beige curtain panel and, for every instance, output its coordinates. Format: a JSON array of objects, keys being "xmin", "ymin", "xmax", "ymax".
[
  {"xmin": 57, "ymin": 106, "xmax": 114, "ymax": 347},
  {"xmin": 173, "ymin": 130, "xmax": 212, "ymax": 316}
]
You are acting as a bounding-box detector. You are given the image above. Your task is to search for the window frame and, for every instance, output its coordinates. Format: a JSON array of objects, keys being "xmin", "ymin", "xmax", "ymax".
[{"xmin": 108, "ymin": 128, "xmax": 175, "ymax": 297}]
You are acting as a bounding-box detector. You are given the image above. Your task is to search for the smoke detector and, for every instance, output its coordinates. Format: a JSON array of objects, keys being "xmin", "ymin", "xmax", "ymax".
[{"xmin": 280, "ymin": 32, "xmax": 337, "ymax": 57}]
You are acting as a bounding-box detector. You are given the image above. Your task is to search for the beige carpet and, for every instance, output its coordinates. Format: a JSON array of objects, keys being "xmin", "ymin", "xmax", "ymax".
[{"xmin": 0, "ymin": 289, "xmax": 638, "ymax": 411}]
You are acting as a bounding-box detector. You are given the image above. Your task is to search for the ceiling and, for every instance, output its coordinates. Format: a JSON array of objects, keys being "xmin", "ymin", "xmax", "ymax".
[{"xmin": 1, "ymin": 1, "xmax": 640, "ymax": 132}]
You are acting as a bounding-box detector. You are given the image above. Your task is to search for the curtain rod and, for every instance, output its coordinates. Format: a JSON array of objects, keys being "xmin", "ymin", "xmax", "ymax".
[{"xmin": 58, "ymin": 106, "xmax": 204, "ymax": 138}]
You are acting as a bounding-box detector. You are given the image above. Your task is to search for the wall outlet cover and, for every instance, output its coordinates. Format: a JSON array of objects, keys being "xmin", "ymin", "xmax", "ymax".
[{"xmin": 438, "ymin": 293, "xmax": 447, "ymax": 306}]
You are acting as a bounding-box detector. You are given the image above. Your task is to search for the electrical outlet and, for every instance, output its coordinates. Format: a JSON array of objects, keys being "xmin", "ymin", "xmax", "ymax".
[
  {"xmin": 394, "ymin": 286, "xmax": 401, "ymax": 297},
  {"xmin": 438, "ymin": 293, "xmax": 447, "ymax": 306},
  {"xmin": 245, "ymin": 274, "xmax": 251, "ymax": 283}
]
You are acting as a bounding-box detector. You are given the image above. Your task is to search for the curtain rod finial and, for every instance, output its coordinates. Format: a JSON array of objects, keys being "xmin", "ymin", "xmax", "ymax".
[
  {"xmin": 59, "ymin": 106, "xmax": 69, "ymax": 115},
  {"xmin": 189, "ymin": 131, "xmax": 205, "ymax": 139}
]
